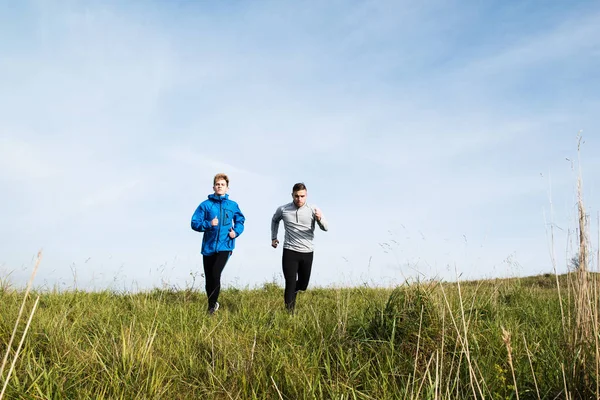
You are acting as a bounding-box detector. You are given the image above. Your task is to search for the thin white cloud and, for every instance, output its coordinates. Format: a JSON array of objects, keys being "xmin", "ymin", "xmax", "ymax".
[
  {"xmin": 0, "ymin": 135, "xmax": 59, "ymax": 180},
  {"xmin": 82, "ymin": 179, "xmax": 143, "ymax": 208},
  {"xmin": 164, "ymin": 146, "xmax": 266, "ymax": 181},
  {"xmin": 461, "ymin": 10, "xmax": 600, "ymax": 77}
]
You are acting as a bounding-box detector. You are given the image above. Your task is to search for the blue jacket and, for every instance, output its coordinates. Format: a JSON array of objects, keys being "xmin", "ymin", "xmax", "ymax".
[{"xmin": 191, "ymin": 194, "xmax": 245, "ymax": 255}]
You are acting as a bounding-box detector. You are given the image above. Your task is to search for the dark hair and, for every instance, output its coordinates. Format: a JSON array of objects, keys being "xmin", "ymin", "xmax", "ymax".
[{"xmin": 292, "ymin": 182, "xmax": 307, "ymax": 192}]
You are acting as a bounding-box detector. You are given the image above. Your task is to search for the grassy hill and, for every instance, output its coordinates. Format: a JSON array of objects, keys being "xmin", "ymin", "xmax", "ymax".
[{"xmin": 1, "ymin": 272, "xmax": 598, "ymax": 399}]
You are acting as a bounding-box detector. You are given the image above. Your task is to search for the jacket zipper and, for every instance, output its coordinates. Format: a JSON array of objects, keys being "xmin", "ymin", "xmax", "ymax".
[{"xmin": 215, "ymin": 201, "xmax": 222, "ymax": 253}]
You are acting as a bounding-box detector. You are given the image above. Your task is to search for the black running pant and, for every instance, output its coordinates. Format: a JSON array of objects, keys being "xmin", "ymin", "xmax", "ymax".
[
  {"xmin": 203, "ymin": 251, "xmax": 230, "ymax": 309},
  {"xmin": 282, "ymin": 249, "xmax": 314, "ymax": 311}
]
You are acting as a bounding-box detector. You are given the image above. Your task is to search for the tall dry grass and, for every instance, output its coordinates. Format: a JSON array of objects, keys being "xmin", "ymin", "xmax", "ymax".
[{"xmin": 0, "ymin": 250, "xmax": 42, "ymax": 400}]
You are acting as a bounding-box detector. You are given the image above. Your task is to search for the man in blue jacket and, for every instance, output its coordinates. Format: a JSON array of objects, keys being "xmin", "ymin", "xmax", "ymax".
[{"xmin": 191, "ymin": 173, "xmax": 245, "ymax": 314}]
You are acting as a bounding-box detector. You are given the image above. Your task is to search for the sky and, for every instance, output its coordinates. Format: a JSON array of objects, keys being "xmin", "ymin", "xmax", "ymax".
[{"xmin": 1, "ymin": 0, "xmax": 599, "ymax": 292}]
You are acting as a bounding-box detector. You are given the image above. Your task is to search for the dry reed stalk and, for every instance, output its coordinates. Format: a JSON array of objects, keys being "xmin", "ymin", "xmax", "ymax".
[
  {"xmin": 0, "ymin": 250, "xmax": 42, "ymax": 382},
  {"xmin": 439, "ymin": 285, "xmax": 463, "ymax": 398},
  {"xmin": 593, "ymin": 271, "xmax": 600, "ymax": 400},
  {"xmin": 596, "ymin": 213, "xmax": 600, "ymax": 398},
  {"xmin": 439, "ymin": 278, "xmax": 484, "ymax": 399},
  {"xmin": 574, "ymin": 133, "xmax": 593, "ymax": 391},
  {"xmin": 416, "ymin": 352, "xmax": 435, "ymax": 399},
  {"xmin": 522, "ymin": 333, "xmax": 541, "ymax": 400},
  {"xmin": 501, "ymin": 327, "xmax": 519, "ymax": 400},
  {"xmin": 544, "ymin": 177, "xmax": 567, "ymax": 336},
  {"xmin": 576, "ymin": 172, "xmax": 591, "ymax": 335},
  {"xmin": 435, "ymin": 349, "xmax": 440, "ymax": 400},
  {"xmin": 455, "ymin": 270, "xmax": 485, "ymax": 398},
  {"xmin": 439, "ymin": 310, "xmax": 445, "ymax": 399},
  {"xmin": 410, "ymin": 304, "xmax": 425, "ymax": 399},
  {"xmin": 270, "ymin": 376, "xmax": 284, "ymax": 400},
  {"xmin": 562, "ymin": 363, "xmax": 570, "ymax": 400},
  {"xmin": 0, "ymin": 296, "xmax": 40, "ymax": 400}
]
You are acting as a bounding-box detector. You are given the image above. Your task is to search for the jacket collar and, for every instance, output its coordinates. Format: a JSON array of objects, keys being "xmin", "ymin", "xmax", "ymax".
[{"xmin": 208, "ymin": 193, "xmax": 229, "ymax": 201}]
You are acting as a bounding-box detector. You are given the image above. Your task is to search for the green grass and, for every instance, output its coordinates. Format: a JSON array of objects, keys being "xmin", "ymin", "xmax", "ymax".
[{"xmin": 1, "ymin": 273, "xmax": 598, "ymax": 399}]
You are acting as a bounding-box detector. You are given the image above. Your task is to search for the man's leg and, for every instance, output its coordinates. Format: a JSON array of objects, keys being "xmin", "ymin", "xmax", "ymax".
[
  {"xmin": 296, "ymin": 251, "xmax": 314, "ymax": 292},
  {"xmin": 203, "ymin": 252, "xmax": 230, "ymax": 312},
  {"xmin": 282, "ymin": 249, "xmax": 300, "ymax": 311},
  {"xmin": 203, "ymin": 254, "xmax": 217, "ymax": 308}
]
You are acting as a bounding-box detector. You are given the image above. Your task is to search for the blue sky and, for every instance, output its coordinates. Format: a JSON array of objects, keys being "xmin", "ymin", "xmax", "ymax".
[{"xmin": 1, "ymin": 0, "xmax": 599, "ymax": 291}]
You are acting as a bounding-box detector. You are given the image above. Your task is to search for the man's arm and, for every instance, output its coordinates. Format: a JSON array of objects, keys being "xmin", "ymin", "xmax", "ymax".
[
  {"xmin": 191, "ymin": 203, "xmax": 212, "ymax": 232},
  {"xmin": 232, "ymin": 203, "xmax": 245, "ymax": 237},
  {"xmin": 317, "ymin": 216, "xmax": 328, "ymax": 231},
  {"xmin": 271, "ymin": 206, "xmax": 283, "ymax": 241},
  {"xmin": 313, "ymin": 206, "xmax": 328, "ymax": 231}
]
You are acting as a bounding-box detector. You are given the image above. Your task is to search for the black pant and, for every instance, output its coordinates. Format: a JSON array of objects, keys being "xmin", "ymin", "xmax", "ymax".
[
  {"xmin": 282, "ymin": 249, "xmax": 314, "ymax": 311},
  {"xmin": 203, "ymin": 251, "xmax": 230, "ymax": 309}
]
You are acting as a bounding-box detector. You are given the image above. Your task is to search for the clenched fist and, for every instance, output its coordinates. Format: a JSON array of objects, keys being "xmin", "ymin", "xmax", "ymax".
[{"xmin": 314, "ymin": 208, "xmax": 322, "ymax": 221}]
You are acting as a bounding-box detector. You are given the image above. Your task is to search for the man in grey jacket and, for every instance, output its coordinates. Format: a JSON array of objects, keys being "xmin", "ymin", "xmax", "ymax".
[{"xmin": 271, "ymin": 182, "xmax": 328, "ymax": 312}]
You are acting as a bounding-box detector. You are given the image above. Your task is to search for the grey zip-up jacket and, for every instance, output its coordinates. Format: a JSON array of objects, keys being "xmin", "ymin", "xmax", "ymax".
[{"xmin": 271, "ymin": 202, "xmax": 328, "ymax": 253}]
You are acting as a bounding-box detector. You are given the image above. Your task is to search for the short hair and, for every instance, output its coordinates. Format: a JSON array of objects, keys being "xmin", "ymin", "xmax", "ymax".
[
  {"xmin": 214, "ymin": 173, "xmax": 229, "ymax": 186},
  {"xmin": 292, "ymin": 182, "xmax": 307, "ymax": 192}
]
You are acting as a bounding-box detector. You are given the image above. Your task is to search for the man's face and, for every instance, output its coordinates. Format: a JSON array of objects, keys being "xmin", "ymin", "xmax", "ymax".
[
  {"xmin": 213, "ymin": 179, "xmax": 228, "ymax": 196},
  {"xmin": 292, "ymin": 189, "xmax": 307, "ymax": 207}
]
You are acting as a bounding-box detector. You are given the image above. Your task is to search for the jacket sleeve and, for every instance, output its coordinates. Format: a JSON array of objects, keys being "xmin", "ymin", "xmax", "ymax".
[
  {"xmin": 317, "ymin": 215, "xmax": 328, "ymax": 231},
  {"xmin": 313, "ymin": 204, "xmax": 328, "ymax": 231},
  {"xmin": 191, "ymin": 203, "xmax": 212, "ymax": 232},
  {"xmin": 232, "ymin": 203, "xmax": 245, "ymax": 237},
  {"xmin": 271, "ymin": 206, "xmax": 283, "ymax": 240}
]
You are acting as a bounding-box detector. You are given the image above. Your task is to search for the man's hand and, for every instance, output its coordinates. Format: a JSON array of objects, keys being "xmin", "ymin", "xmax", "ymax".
[
  {"xmin": 314, "ymin": 208, "xmax": 322, "ymax": 221},
  {"xmin": 271, "ymin": 239, "xmax": 279, "ymax": 248},
  {"xmin": 229, "ymin": 228, "xmax": 236, "ymax": 238},
  {"xmin": 211, "ymin": 216, "xmax": 219, "ymax": 226}
]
